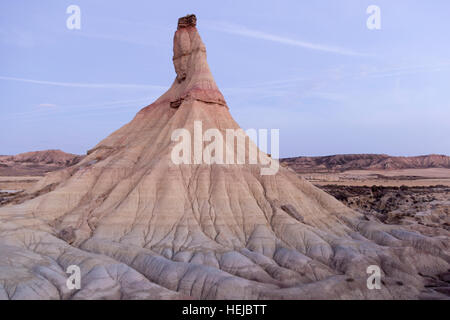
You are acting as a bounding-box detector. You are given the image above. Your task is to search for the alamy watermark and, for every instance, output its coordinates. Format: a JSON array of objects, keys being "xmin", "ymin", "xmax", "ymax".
[
  {"xmin": 170, "ymin": 121, "xmax": 280, "ymax": 175},
  {"xmin": 366, "ymin": 5, "xmax": 381, "ymax": 30},
  {"xmin": 66, "ymin": 265, "xmax": 81, "ymax": 290},
  {"xmin": 366, "ymin": 265, "xmax": 382, "ymax": 289},
  {"xmin": 66, "ymin": 5, "xmax": 81, "ymax": 30}
]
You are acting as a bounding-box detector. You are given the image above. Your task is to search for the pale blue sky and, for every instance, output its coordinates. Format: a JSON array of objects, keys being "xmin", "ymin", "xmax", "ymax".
[{"xmin": 1, "ymin": 0, "xmax": 449, "ymax": 157}]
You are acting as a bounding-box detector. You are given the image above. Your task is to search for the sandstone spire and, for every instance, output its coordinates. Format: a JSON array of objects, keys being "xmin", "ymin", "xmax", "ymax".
[
  {"xmin": 167, "ymin": 14, "xmax": 226, "ymax": 108},
  {"xmin": 0, "ymin": 15, "xmax": 448, "ymax": 300}
]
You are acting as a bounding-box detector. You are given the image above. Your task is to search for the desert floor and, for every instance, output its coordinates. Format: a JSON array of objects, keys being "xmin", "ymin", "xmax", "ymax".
[
  {"xmin": 299, "ymin": 168, "xmax": 450, "ymax": 239},
  {"xmin": 303, "ymin": 168, "xmax": 450, "ymax": 187}
]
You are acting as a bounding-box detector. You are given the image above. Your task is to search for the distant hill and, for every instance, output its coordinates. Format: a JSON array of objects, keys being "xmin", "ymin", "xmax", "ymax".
[
  {"xmin": 281, "ymin": 154, "xmax": 450, "ymax": 173},
  {"xmin": 0, "ymin": 150, "xmax": 84, "ymax": 176},
  {"xmin": 2, "ymin": 151, "xmax": 449, "ymax": 176}
]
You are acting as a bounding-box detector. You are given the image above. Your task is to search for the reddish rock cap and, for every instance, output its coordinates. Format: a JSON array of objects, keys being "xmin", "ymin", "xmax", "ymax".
[{"xmin": 177, "ymin": 14, "xmax": 197, "ymax": 29}]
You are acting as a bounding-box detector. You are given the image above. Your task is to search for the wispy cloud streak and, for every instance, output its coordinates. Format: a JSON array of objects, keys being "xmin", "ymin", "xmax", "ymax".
[
  {"xmin": 207, "ymin": 22, "xmax": 367, "ymax": 57},
  {"xmin": 71, "ymin": 32, "xmax": 163, "ymax": 47},
  {"xmin": 2, "ymin": 96, "xmax": 157, "ymax": 121},
  {"xmin": 357, "ymin": 63, "xmax": 450, "ymax": 79},
  {"xmin": 221, "ymin": 62, "xmax": 450, "ymax": 103},
  {"xmin": 0, "ymin": 76, "xmax": 166, "ymax": 90}
]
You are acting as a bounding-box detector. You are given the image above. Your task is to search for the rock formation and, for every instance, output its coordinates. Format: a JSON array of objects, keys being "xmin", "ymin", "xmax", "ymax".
[{"xmin": 0, "ymin": 15, "xmax": 448, "ymax": 300}]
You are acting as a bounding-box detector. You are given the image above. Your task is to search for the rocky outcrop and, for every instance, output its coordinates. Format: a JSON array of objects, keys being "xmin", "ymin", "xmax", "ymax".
[
  {"xmin": 177, "ymin": 14, "xmax": 197, "ymax": 29},
  {"xmin": 58, "ymin": 226, "xmax": 76, "ymax": 244},
  {"xmin": 171, "ymin": 14, "xmax": 226, "ymax": 105},
  {"xmin": 0, "ymin": 15, "xmax": 448, "ymax": 300}
]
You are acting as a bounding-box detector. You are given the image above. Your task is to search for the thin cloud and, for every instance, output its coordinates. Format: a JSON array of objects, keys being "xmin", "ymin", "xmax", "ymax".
[
  {"xmin": 358, "ymin": 63, "xmax": 450, "ymax": 79},
  {"xmin": 4, "ymin": 96, "xmax": 157, "ymax": 121},
  {"xmin": 38, "ymin": 103, "xmax": 57, "ymax": 108},
  {"xmin": 76, "ymin": 16, "xmax": 171, "ymax": 47},
  {"xmin": 207, "ymin": 22, "xmax": 367, "ymax": 57},
  {"xmin": 0, "ymin": 75, "xmax": 166, "ymax": 90},
  {"xmin": 222, "ymin": 62, "xmax": 450, "ymax": 103}
]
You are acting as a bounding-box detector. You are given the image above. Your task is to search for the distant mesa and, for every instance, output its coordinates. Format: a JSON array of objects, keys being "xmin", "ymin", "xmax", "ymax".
[
  {"xmin": 3, "ymin": 150, "xmax": 448, "ymax": 177},
  {"xmin": 0, "ymin": 149, "xmax": 83, "ymax": 176},
  {"xmin": 281, "ymin": 153, "xmax": 450, "ymax": 173}
]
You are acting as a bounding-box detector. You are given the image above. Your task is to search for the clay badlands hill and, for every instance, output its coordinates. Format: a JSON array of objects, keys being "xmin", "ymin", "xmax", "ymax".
[
  {"xmin": 0, "ymin": 15, "xmax": 449, "ymax": 300},
  {"xmin": 0, "ymin": 150, "xmax": 83, "ymax": 176},
  {"xmin": 281, "ymin": 154, "xmax": 450, "ymax": 173}
]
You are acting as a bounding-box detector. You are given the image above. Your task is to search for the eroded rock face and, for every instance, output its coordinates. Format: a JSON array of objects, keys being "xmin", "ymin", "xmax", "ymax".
[
  {"xmin": 58, "ymin": 227, "xmax": 76, "ymax": 244},
  {"xmin": 0, "ymin": 15, "xmax": 448, "ymax": 300}
]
